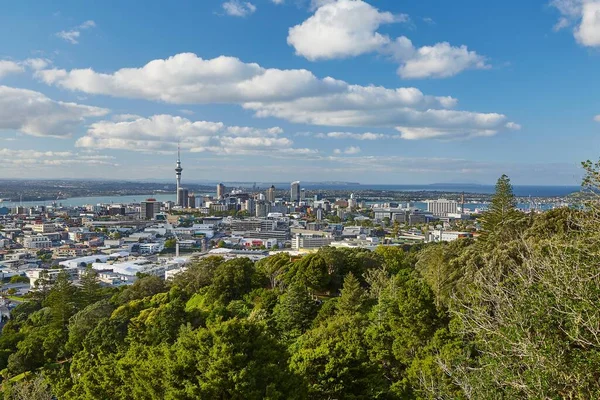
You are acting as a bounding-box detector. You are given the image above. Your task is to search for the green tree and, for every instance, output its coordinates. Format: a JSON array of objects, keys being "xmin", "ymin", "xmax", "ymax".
[
  {"xmin": 44, "ymin": 271, "xmax": 79, "ymax": 328},
  {"xmin": 336, "ymin": 272, "xmax": 365, "ymax": 316},
  {"xmin": 272, "ymin": 283, "xmax": 318, "ymax": 339},
  {"xmin": 79, "ymin": 267, "xmax": 102, "ymax": 306},
  {"xmin": 290, "ymin": 315, "xmax": 385, "ymax": 399},
  {"xmin": 256, "ymin": 252, "xmax": 291, "ymax": 290},
  {"xmin": 479, "ymin": 174, "xmax": 524, "ymax": 243}
]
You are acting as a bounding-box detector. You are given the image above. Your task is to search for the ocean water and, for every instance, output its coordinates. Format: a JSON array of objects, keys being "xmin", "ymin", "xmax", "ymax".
[{"xmin": 300, "ymin": 184, "xmax": 581, "ymax": 197}]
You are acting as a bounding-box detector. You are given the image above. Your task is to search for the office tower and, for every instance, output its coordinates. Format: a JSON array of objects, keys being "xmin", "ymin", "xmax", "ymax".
[
  {"xmin": 316, "ymin": 207, "xmax": 323, "ymax": 221},
  {"xmin": 140, "ymin": 198, "xmax": 161, "ymax": 220},
  {"xmin": 217, "ymin": 183, "xmax": 226, "ymax": 199},
  {"xmin": 266, "ymin": 185, "xmax": 275, "ymax": 203},
  {"xmin": 188, "ymin": 194, "xmax": 196, "ymax": 209},
  {"xmin": 290, "ymin": 181, "xmax": 300, "ymax": 203},
  {"xmin": 300, "ymin": 188, "xmax": 306, "ymax": 201},
  {"xmin": 177, "ymin": 188, "xmax": 189, "ymax": 208}
]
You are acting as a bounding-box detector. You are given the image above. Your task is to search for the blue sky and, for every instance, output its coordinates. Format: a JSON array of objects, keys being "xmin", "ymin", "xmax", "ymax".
[{"xmin": 0, "ymin": 0, "xmax": 598, "ymax": 185}]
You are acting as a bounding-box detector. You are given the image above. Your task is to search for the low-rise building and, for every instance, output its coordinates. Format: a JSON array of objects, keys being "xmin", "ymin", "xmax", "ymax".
[
  {"xmin": 22, "ymin": 235, "xmax": 52, "ymax": 249},
  {"xmin": 292, "ymin": 233, "xmax": 333, "ymax": 251}
]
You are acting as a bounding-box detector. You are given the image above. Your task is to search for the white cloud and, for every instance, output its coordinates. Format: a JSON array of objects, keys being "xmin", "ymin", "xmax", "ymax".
[
  {"xmin": 288, "ymin": 0, "xmax": 487, "ymax": 79},
  {"xmin": 0, "ymin": 85, "xmax": 109, "ymax": 137},
  {"xmin": 56, "ymin": 30, "xmax": 80, "ymax": 44},
  {"xmin": 318, "ymin": 131, "xmax": 389, "ymax": 140},
  {"xmin": 21, "ymin": 58, "xmax": 51, "ymax": 71},
  {"xmin": 333, "ymin": 146, "xmax": 361, "ymax": 154},
  {"xmin": 75, "ymin": 114, "xmax": 308, "ymax": 155},
  {"xmin": 575, "ymin": 0, "xmax": 600, "ymax": 46},
  {"xmin": 0, "ymin": 58, "xmax": 50, "ymax": 79},
  {"xmin": 288, "ymin": 0, "xmax": 405, "ymax": 60},
  {"xmin": 309, "ymin": 0, "xmax": 339, "ymax": 11},
  {"xmin": 0, "ymin": 148, "xmax": 118, "ymax": 167},
  {"xmin": 56, "ymin": 20, "xmax": 96, "ymax": 44},
  {"xmin": 112, "ymin": 114, "xmax": 143, "ymax": 122},
  {"xmin": 36, "ymin": 53, "xmax": 516, "ymax": 140},
  {"xmin": 389, "ymin": 37, "xmax": 490, "ymax": 79},
  {"xmin": 222, "ymin": 1, "xmax": 257, "ymax": 17},
  {"xmin": 271, "ymin": 0, "xmax": 285, "ymax": 4},
  {"xmin": 594, "ymin": 114, "xmax": 600, "ymax": 122},
  {"xmin": 0, "ymin": 61, "xmax": 24, "ymax": 79},
  {"xmin": 550, "ymin": 0, "xmax": 600, "ymax": 46}
]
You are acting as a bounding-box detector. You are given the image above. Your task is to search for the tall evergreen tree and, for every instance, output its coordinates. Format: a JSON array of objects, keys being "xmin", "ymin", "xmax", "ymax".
[
  {"xmin": 479, "ymin": 174, "xmax": 524, "ymax": 244},
  {"xmin": 336, "ymin": 273, "xmax": 365, "ymax": 316}
]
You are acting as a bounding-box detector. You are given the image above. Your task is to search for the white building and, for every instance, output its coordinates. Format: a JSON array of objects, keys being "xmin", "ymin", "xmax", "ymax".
[
  {"xmin": 22, "ymin": 235, "xmax": 52, "ymax": 249},
  {"xmin": 292, "ymin": 233, "xmax": 333, "ymax": 251},
  {"xmin": 138, "ymin": 243, "xmax": 164, "ymax": 254},
  {"xmin": 59, "ymin": 254, "xmax": 111, "ymax": 269},
  {"xmin": 426, "ymin": 199, "xmax": 459, "ymax": 217},
  {"xmin": 428, "ymin": 230, "xmax": 473, "ymax": 242},
  {"xmin": 31, "ymin": 223, "xmax": 56, "ymax": 234}
]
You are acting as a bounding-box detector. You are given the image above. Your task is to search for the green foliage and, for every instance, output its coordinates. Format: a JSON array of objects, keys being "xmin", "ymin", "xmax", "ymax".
[
  {"xmin": 290, "ymin": 315, "xmax": 385, "ymax": 399},
  {"xmin": 273, "ymin": 283, "xmax": 318, "ymax": 339},
  {"xmin": 9, "ymin": 275, "xmax": 29, "ymax": 284}
]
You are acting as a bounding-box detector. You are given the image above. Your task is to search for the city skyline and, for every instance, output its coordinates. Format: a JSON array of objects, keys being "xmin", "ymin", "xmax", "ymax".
[{"xmin": 1, "ymin": 0, "xmax": 598, "ymax": 185}]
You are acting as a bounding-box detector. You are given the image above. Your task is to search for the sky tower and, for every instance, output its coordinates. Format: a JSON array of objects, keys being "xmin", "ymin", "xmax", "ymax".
[{"xmin": 175, "ymin": 144, "xmax": 183, "ymax": 202}]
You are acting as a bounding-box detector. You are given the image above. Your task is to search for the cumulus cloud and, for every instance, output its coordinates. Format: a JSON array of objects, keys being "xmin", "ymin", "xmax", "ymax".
[
  {"xmin": 0, "ymin": 85, "xmax": 109, "ymax": 137},
  {"xmin": 0, "ymin": 58, "xmax": 51, "ymax": 79},
  {"xmin": 222, "ymin": 1, "xmax": 257, "ymax": 17},
  {"xmin": 288, "ymin": 0, "xmax": 405, "ymax": 60},
  {"xmin": 36, "ymin": 53, "xmax": 516, "ymax": 140},
  {"xmin": 56, "ymin": 20, "xmax": 96, "ymax": 44},
  {"xmin": 333, "ymin": 146, "xmax": 361, "ymax": 154},
  {"xmin": 550, "ymin": 0, "xmax": 600, "ymax": 46},
  {"xmin": 271, "ymin": 0, "xmax": 285, "ymax": 4},
  {"xmin": 287, "ymin": 0, "xmax": 487, "ymax": 79},
  {"xmin": 0, "ymin": 61, "xmax": 24, "ymax": 79},
  {"xmin": 75, "ymin": 114, "xmax": 308, "ymax": 155},
  {"xmin": 389, "ymin": 37, "xmax": 489, "ymax": 79},
  {"xmin": 575, "ymin": 0, "xmax": 600, "ymax": 46}
]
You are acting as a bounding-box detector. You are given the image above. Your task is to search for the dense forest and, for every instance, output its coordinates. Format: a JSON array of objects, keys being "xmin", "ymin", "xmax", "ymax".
[{"xmin": 2, "ymin": 168, "xmax": 600, "ymax": 399}]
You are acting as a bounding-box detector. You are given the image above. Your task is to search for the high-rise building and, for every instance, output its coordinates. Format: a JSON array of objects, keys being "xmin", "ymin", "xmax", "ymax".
[
  {"xmin": 266, "ymin": 185, "xmax": 275, "ymax": 203},
  {"xmin": 426, "ymin": 199, "xmax": 459, "ymax": 216},
  {"xmin": 300, "ymin": 188, "xmax": 306, "ymax": 201},
  {"xmin": 188, "ymin": 194, "xmax": 196, "ymax": 209},
  {"xmin": 141, "ymin": 198, "xmax": 161, "ymax": 220},
  {"xmin": 177, "ymin": 188, "xmax": 189, "ymax": 208},
  {"xmin": 217, "ymin": 183, "xmax": 226, "ymax": 199},
  {"xmin": 290, "ymin": 181, "xmax": 300, "ymax": 203}
]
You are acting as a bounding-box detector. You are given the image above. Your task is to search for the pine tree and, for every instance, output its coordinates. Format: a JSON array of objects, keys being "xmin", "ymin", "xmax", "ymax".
[
  {"xmin": 337, "ymin": 273, "xmax": 365, "ymax": 316},
  {"xmin": 79, "ymin": 267, "xmax": 102, "ymax": 307},
  {"xmin": 480, "ymin": 174, "xmax": 521, "ymax": 242}
]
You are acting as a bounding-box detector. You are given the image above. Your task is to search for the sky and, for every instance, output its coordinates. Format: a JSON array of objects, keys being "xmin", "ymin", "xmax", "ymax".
[{"xmin": 0, "ymin": 0, "xmax": 599, "ymax": 185}]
